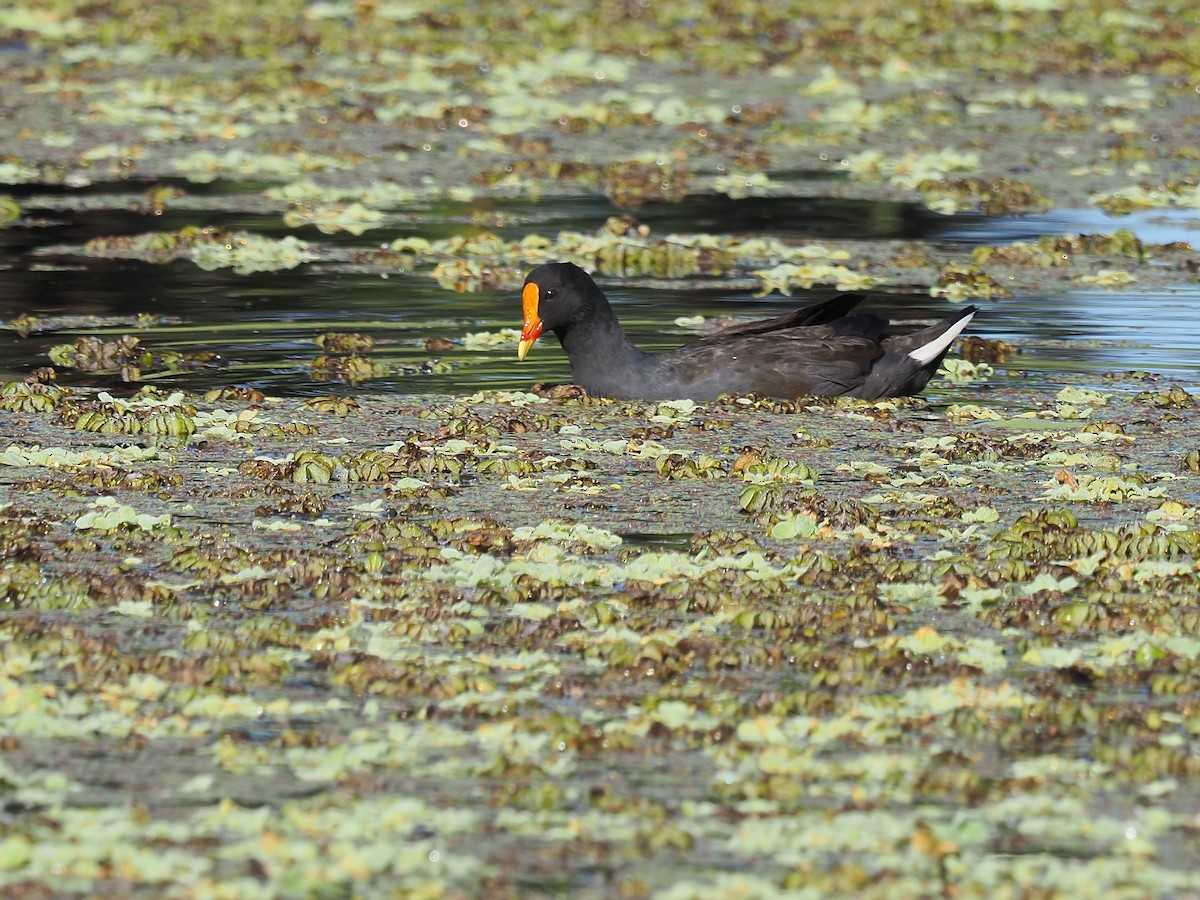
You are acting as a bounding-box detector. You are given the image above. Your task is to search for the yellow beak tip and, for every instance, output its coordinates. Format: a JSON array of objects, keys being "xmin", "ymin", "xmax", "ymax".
[{"xmin": 517, "ymin": 339, "xmax": 532, "ymax": 361}]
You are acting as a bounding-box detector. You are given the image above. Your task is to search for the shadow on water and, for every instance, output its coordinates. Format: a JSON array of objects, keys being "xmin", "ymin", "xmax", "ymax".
[
  {"xmin": 1, "ymin": 180, "xmax": 1198, "ymax": 394},
  {"xmin": 611, "ymin": 194, "xmax": 971, "ymax": 240}
]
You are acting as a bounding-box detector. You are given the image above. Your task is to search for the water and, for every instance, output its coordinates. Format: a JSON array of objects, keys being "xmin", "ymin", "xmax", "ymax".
[{"xmin": 1, "ymin": 182, "xmax": 1197, "ymax": 395}]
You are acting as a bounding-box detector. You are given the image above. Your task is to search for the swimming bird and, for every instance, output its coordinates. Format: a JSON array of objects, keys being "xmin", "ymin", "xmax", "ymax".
[{"xmin": 516, "ymin": 262, "xmax": 977, "ymax": 401}]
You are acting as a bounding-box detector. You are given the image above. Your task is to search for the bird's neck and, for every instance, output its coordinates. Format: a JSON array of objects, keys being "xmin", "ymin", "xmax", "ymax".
[{"xmin": 556, "ymin": 300, "xmax": 655, "ymax": 393}]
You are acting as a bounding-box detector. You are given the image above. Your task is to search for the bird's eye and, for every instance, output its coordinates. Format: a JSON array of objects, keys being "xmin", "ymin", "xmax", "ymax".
[{"xmin": 543, "ymin": 289, "xmax": 556, "ymax": 301}]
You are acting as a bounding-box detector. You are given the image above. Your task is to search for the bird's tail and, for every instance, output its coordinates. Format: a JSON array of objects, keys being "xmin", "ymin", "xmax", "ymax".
[{"xmin": 907, "ymin": 307, "xmax": 978, "ymax": 366}]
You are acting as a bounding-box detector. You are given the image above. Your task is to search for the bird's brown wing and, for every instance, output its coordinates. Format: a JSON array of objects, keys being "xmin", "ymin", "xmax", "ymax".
[{"xmin": 656, "ymin": 329, "xmax": 884, "ymax": 399}]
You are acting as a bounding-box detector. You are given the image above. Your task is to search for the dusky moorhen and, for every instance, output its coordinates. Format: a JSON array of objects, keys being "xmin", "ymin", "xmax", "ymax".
[{"xmin": 517, "ymin": 262, "xmax": 977, "ymax": 401}]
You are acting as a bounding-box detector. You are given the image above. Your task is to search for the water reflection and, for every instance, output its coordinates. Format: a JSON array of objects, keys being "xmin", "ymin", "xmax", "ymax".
[
  {"xmin": 935, "ymin": 206, "xmax": 1200, "ymax": 247},
  {"xmin": 984, "ymin": 285, "xmax": 1200, "ymax": 379}
]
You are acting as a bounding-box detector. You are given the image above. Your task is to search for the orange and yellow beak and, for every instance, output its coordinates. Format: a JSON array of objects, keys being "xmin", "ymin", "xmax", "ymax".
[{"xmin": 517, "ymin": 282, "xmax": 543, "ymax": 360}]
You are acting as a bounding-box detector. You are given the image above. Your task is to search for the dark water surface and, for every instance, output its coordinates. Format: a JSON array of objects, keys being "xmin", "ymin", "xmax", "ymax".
[{"xmin": 2, "ymin": 183, "xmax": 1197, "ymax": 396}]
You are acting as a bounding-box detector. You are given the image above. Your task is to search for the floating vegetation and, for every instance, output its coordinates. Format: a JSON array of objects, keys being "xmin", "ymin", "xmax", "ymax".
[
  {"xmin": 80, "ymin": 228, "xmax": 316, "ymax": 274},
  {"xmin": 844, "ymin": 147, "xmax": 982, "ymax": 194},
  {"xmin": 74, "ymin": 496, "xmax": 172, "ymax": 532},
  {"xmin": 307, "ymin": 353, "xmax": 387, "ymax": 384},
  {"xmin": 48, "ymin": 336, "xmax": 218, "ymax": 383},
  {"xmin": 388, "ymin": 224, "xmax": 869, "ymax": 286},
  {"xmin": 0, "ymin": 195, "xmax": 19, "ymax": 226},
  {"xmin": 939, "ymin": 358, "xmax": 993, "ymax": 385},
  {"xmin": 930, "ymin": 266, "xmax": 1014, "ymax": 301},
  {"xmin": 753, "ymin": 261, "xmax": 877, "ymax": 295},
  {"xmin": 1135, "ymin": 386, "xmax": 1194, "ymax": 408},
  {"xmin": 1090, "ymin": 179, "xmax": 1200, "ymax": 215},
  {"xmin": 0, "ymin": 381, "xmax": 68, "ymax": 413},
  {"xmin": 282, "ymin": 201, "xmax": 387, "ymax": 235},
  {"xmin": 1077, "ymin": 267, "xmax": 1138, "ymax": 286},
  {"xmin": 313, "ymin": 332, "xmax": 374, "ymax": 354},
  {"xmin": 972, "ymin": 229, "xmax": 1152, "ymax": 267},
  {"xmin": 918, "ymin": 175, "xmax": 1052, "ymax": 216},
  {"xmin": 3, "ymin": 0, "xmax": 1200, "ymax": 895},
  {"xmin": 172, "ymin": 147, "xmax": 356, "ymax": 183},
  {"xmin": 601, "ymin": 156, "xmax": 693, "ymax": 207}
]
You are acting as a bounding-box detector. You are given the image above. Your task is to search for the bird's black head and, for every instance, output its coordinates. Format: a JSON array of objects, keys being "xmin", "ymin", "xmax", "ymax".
[{"xmin": 517, "ymin": 262, "xmax": 606, "ymax": 359}]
